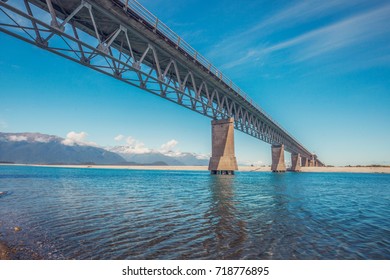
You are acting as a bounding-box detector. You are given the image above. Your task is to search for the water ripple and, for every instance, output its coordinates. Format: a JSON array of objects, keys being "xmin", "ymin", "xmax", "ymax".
[{"xmin": 0, "ymin": 166, "xmax": 389, "ymax": 259}]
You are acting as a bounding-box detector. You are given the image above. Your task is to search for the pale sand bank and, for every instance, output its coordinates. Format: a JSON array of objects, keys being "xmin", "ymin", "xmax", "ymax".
[
  {"xmin": 300, "ymin": 166, "xmax": 390, "ymax": 174},
  {"xmin": 1, "ymin": 164, "xmax": 390, "ymax": 173}
]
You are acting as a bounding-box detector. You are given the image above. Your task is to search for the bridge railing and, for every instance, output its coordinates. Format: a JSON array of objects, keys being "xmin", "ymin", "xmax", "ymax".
[
  {"xmin": 116, "ymin": 0, "xmax": 309, "ymax": 154},
  {"xmin": 117, "ymin": 1, "xmax": 252, "ymax": 101}
]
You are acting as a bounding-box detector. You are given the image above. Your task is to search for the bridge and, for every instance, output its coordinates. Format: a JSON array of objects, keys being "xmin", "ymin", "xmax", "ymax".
[{"xmin": 0, "ymin": 0, "xmax": 324, "ymax": 174}]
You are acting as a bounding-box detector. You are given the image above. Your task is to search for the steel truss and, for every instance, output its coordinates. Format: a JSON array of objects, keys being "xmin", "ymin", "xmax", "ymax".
[{"xmin": 0, "ymin": 0, "xmax": 316, "ymax": 159}]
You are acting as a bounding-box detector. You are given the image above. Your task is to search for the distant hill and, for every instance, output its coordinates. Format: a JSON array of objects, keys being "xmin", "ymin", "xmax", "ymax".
[{"xmin": 0, "ymin": 132, "xmax": 126, "ymax": 165}]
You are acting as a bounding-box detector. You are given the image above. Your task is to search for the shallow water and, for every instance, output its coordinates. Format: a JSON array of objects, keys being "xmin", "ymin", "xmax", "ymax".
[{"xmin": 0, "ymin": 165, "xmax": 389, "ymax": 259}]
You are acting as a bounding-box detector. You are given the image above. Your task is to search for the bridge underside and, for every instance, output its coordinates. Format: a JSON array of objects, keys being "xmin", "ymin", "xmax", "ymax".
[{"xmin": 0, "ymin": 0, "xmax": 324, "ymax": 172}]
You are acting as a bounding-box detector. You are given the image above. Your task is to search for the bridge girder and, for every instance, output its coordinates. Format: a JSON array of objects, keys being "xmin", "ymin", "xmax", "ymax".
[{"xmin": 0, "ymin": 0, "xmax": 318, "ymax": 160}]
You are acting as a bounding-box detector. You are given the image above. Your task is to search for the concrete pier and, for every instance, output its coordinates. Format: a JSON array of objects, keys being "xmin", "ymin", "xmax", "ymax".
[
  {"xmin": 271, "ymin": 144, "xmax": 286, "ymax": 172},
  {"xmin": 301, "ymin": 157, "xmax": 309, "ymax": 167},
  {"xmin": 208, "ymin": 118, "xmax": 238, "ymax": 175},
  {"xmin": 308, "ymin": 155, "xmax": 319, "ymax": 167},
  {"xmin": 291, "ymin": 153, "xmax": 301, "ymax": 172}
]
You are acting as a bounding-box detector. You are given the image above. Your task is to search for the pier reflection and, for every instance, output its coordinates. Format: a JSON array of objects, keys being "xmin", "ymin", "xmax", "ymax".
[
  {"xmin": 204, "ymin": 175, "xmax": 248, "ymax": 259},
  {"xmin": 255, "ymin": 173, "xmax": 308, "ymax": 259}
]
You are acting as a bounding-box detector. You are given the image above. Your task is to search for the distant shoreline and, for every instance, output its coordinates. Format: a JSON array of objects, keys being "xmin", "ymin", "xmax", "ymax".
[{"xmin": 1, "ymin": 164, "xmax": 390, "ymax": 173}]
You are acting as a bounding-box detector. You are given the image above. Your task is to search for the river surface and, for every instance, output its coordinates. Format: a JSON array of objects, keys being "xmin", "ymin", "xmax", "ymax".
[{"xmin": 0, "ymin": 165, "xmax": 389, "ymax": 259}]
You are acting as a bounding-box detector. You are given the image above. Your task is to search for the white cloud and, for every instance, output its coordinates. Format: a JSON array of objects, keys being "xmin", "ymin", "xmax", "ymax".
[
  {"xmin": 114, "ymin": 134, "xmax": 125, "ymax": 142},
  {"xmin": 62, "ymin": 131, "xmax": 98, "ymax": 146},
  {"xmin": 5, "ymin": 134, "xmax": 57, "ymax": 143},
  {"xmin": 160, "ymin": 139, "xmax": 178, "ymax": 154},
  {"xmin": 33, "ymin": 136, "xmax": 51, "ymax": 143},
  {"xmin": 107, "ymin": 136, "xmax": 152, "ymax": 154},
  {"xmin": 109, "ymin": 136, "xmax": 210, "ymax": 161},
  {"xmin": 8, "ymin": 135, "xmax": 27, "ymax": 142},
  {"xmin": 109, "ymin": 137, "xmax": 181, "ymax": 155},
  {"xmin": 125, "ymin": 136, "xmax": 136, "ymax": 146},
  {"xmin": 195, "ymin": 153, "xmax": 209, "ymax": 160},
  {"xmin": 122, "ymin": 136, "xmax": 151, "ymax": 154}
]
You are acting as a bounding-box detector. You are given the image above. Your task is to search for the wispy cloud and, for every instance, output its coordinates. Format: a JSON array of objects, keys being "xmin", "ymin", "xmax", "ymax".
[
  {"xmin": 247, "ymin": 0, "xmax": 363, "ymax": 35},
  {"xmin": 220, "ymin": 48, "xmax": 267, "ymax": 70},
  {"xmin": 216, "ymin": 1, "xmax": 390, "ymax": 69},
  {"xmin": 274, "ymin": 4, "xmax": 390, "ymax": 62},
  {"xmin": 207, "ymin": 0, "xmax": 357, "ymax": 60}
]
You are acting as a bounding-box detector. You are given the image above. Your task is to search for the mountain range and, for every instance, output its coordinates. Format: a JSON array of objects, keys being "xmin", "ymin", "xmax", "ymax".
[
  {"xmin": 0, "ymin": 132, "xmax": 208, "ymax": 165},
  {"xmin": 107, "ymin": 145, "xmax": 208, "ymax": 166}
]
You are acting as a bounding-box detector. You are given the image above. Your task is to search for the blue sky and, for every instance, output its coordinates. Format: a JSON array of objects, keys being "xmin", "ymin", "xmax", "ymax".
[{"xmin": 0, "ymin": 0, "xmax": 389, "ymax": 166}]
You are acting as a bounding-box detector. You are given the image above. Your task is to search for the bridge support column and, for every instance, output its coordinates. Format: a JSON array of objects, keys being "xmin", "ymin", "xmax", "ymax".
[
  {"xmin": 291, "ymin": 153, "xmax": 301, "ymax": 172},
  {"xmin": 301, "ymin": 157, "xmax": 308, "ymax": 167},
  {"xmin": 271, "ymin": 144, "xmax": 286, "ymax": 172},
  {"xmin": 208, "ymin": 118, "xmax": 238, "ymax": 175},
  {"xmin": 309, "ymin": 155, "xmax": 318, "ymax": 167}
]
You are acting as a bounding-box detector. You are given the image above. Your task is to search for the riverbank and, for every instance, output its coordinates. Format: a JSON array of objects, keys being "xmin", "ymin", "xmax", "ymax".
[
  {"xmin": 1, "ymin": 164, "xmax": 390, "ymax": 173},
  {"xmin": 300, "ymin": 166, "xmax": 390, "ymax": 173}
]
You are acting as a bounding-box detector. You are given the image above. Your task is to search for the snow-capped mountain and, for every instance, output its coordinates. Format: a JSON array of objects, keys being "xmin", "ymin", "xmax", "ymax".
[
  {"xmin": 107, "ymin": 146, "xmax": 209, "ymax": 166},
  {"xmin": 0, "ymin": 132, "xmax": 125, "ymax": 164},
  {"xmin": 0, "ymin": 132, "xmax": 210, "ymax": 165}
]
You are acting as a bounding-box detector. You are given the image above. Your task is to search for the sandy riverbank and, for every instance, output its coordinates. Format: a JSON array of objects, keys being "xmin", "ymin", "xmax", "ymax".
[
  {"xmin": 300, "ymin": 166, "xmax": 390, "ymax": 173},
  {"xmin": 1, "ymin": 164, "xmax": 390, "ymax": 173}
]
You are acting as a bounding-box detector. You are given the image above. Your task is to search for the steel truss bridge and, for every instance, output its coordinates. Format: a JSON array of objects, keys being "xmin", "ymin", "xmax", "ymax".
[{"xmin": 0, "ymin": 0, "xmax": 323, "ymax": 165}]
